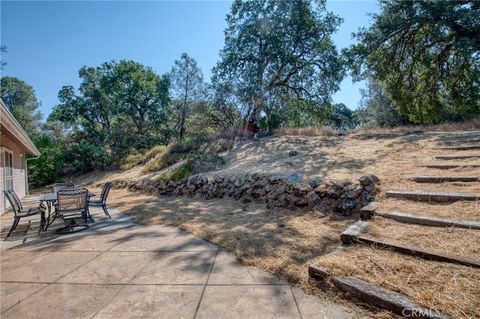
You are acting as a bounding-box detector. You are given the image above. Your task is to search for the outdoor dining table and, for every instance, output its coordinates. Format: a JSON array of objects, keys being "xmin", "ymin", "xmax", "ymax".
[{"xmin": 39, "ymin": 191, "xmax": 95, "ymax": 230}]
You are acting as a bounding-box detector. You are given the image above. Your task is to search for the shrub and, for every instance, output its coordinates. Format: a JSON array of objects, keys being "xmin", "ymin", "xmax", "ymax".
[
  {"xmin": 142, "ymin": 138, "xmax": 202, "ymax": 173},
  {"xmin": 120, "ymin": 145, "xmax": 167, "ymax": 170},
  {"xmin": 169, "ymin": 160, "xmax": 195, "ymax": 181},
  {"xmin": 167, "ymin": 153, "xmax": 225, "ymax": 181},
  {"xmin": 63, "ymin": 142, "xmax": 110, "ymax": 173},
  {"xmin": 28, "ymin": 135, "xmax": 65, "ymax": 188}
]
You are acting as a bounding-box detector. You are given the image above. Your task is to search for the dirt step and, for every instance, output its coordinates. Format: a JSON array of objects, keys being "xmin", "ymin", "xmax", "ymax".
[
  {"xmin": 414, "ymin": 176, "xmax": 478, "ymax": 183},
  {"xmin": 424, "ymin": 164, "xmax": 480, "ymax": 169},
  {"xmin": 438, "ymin": 145, "xmax": 480, "ymax": 150},
  {"xmin": 377, "ymin": 211, "xmax": 480, "ymax": 229},
  {"xmin": 386, "ymin": 191, "xmax": 480, "ymax": 202},
  {"xmin": 330, "ymin": 276, "xmax": 452, "ymax": 319},
  {"xmin": 435, "ymin": 155, "xmax": 480, "ymax": 160}
]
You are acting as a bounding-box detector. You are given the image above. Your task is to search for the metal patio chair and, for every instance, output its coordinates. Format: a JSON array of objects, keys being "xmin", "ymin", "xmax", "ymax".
[
  {"xmin": 88, "ymin": 182, "xmax": 112, "ymax": 219},
  {"xmin": 53, "ymin": 182, "xmax": 75, "ymax": 193},
  {"xmin": 55, "ymin": 188, "xmax": 89, "ymax": 234},
  {"xmin": 3, "ymin": 190, "xmax": 45, "ymax": 239}
]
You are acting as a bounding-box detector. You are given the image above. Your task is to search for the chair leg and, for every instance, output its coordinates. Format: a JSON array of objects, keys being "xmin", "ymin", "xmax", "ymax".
[
  {"xmin": 102, "ymin": 205, "xmax": 111, "ymax": 219},
  {"xmin": 6, "ymin": 217, "xmax": 20, "ymax": 239},
  {"xmin": 86, "ymin": 207, "xmax": 95, "ymax": 223},
  {"xmin": 39, "ymin": 212, "xmax": 46, "ymax": 233}
]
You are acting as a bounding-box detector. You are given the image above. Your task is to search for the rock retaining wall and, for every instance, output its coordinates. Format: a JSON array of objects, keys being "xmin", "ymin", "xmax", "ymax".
[{"xmin": 111, "ymin": 173, "xmax": 381, "ymax": 215}]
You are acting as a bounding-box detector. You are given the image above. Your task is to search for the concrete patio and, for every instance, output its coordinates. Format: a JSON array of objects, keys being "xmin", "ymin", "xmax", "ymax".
[{"xmin": 1, "ymin": 207, "xmax": 364, "ymax": 319}]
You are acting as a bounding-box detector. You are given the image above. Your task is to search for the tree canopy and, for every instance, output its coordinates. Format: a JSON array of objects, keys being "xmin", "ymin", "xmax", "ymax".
[
  {"xmin": 50, "ymin": 60, "xmax": 170, "ymax": 165},
  {"xmin": 169, "ymin": 53, "xmax": 205, "ymax": 140},
  {"xmin": 213, "ymin": 0, "xmax": 345, "ymax": 130},
  {"xmin": 348, "ymin": 0, "xmax": 480, "ymax": 123},
  {"xmin": 0, "ymin": 76, "xmax": 43, "ymax": 138}
]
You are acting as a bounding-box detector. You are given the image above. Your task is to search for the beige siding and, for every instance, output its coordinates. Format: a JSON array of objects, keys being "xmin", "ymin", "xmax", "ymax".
[{"xmin": 1, "ymin": 134, "xmax": 27, "ymax": 214}]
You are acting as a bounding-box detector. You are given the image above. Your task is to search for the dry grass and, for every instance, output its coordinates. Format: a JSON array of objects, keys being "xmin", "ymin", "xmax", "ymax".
[
  {"xmin": 316, "ymin": 246, "xmax": 480, "ymax": 319},
  {"xmin": 58, "ymin": 128, "xmax": 480, "ymax": 318},
  {"xmin": 366, "ymin": 218, "xmax": 480, "ymax": 259},
  {"xmin": 352, "ymin": 117, "xmax": 480, "ymax": 135},
  {"xmin": 273, "ymin": 127, "xmax": 341, "ymax": 137},
  {"xmin": 120, "ymin": 145, "xmax": 167, "ymax": 170}
]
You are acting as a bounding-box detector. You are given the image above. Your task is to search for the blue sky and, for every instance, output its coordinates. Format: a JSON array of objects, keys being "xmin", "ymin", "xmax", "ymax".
[{"xmin": 1, "ymin": 1, "xmax": 379, "ymax": 119}]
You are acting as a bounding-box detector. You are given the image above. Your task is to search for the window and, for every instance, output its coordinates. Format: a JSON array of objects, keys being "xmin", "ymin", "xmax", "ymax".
[
  {"xmin": 4, "ymin": 149, "xmax": 13, "ymax": 191},
  {"xmin": 3, "ymin": 149, "xmax": 14, "ymax": 210}
]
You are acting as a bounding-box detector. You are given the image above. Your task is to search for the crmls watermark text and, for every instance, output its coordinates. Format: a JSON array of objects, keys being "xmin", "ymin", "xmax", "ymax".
[{"xmin": 402, "ymin": 307, "xmax": 443, "ymax": 317}]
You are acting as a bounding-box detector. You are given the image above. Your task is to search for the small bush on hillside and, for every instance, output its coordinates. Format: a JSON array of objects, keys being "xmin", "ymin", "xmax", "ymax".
[
  {"xmin": 168, "ymin": 153, "xmax": 225, "ymax": 181},
  {"xmin": 169, "ymin": 160, "xmax": 195, "ymax": 181},
  {"xmin": 199, "ymin": 138, "xmax": 234, "ymax": 154},
  {"xmin": 141, "ymin": 136, "xmax": 214, "ymax": 173},
  {"xmin": 120, "ymin": 145, "xmax": 167, "ymax": 170}
]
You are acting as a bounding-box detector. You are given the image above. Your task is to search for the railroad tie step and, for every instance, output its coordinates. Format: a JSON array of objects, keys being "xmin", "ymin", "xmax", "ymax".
[
  {"xmin": 423, "ymin": 164, "xmax": 480, "ymax": 169},
  {"xmin": 377, "ymin": 211, "xmax": 480, "ymax": 230},
  {"xmin": 435, "ymin": 154, "xmax": 480, "ymax": 160},
  {"xmin": 354, "ymin": 236, "xmax": 480, "ymax": 268},
  {"xmin": 330, "ymin": 276, "xmax": 452, "ymax": 319},
  {"xmin": 414, "ymin": 176, "xmax": 478, "ymax": 183},
  {"xmin": 340, "ymin": 220, "xmax": 369, "ymax": 244},
  {"xmin": 386, "ymin": 191, "xmax": 480, "ymax": 202},
  {"xmin": 437, "ymin": 145, "xmax": 480, "ymax": 150}
]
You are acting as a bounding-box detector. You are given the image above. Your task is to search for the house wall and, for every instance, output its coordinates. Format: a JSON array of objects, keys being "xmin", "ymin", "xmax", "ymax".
[{"xmin": 0, "ymin": 134, "xmax": 27, "ymax": 215}]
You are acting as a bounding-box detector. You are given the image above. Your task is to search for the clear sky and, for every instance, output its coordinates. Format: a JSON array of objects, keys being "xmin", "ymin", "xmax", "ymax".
[{"xmin": 1, "ymin": 0, "xmax": 379, "ymax": 119}]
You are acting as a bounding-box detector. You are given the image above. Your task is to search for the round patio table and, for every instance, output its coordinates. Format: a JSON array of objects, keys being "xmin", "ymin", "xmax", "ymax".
[{"xmin": 39, "ymin": 192, "xmax": 95, "ymax": 230}]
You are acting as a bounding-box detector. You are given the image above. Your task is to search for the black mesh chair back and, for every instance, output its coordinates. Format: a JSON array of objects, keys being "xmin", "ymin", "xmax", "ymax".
[
  {"xmin": 56, "ymin": 188, "xmax": 88, "ymax": 213},
  {"xmin": 3, "ymin": 191, "xmax": 21, "ymax": 217},
  {"xmin": 88, "ymin": 182, "xmax": 113, "ymax": 219},
  {"xmin": 9, "ymin": 190, "xmax": 24, "ymax": 210},
  {"xmin": 53, "ymin": 183, "xmax": 75, "ymax": 193},
  {"xmin": 100, "ymin": 182, "xmax": 112, "ymax": 203},
  {"xmin": 55, "ymin": 188, "xmax": 89, "ymax": 234},
  {"xmin": 3, "ymin": 190, "xmax": 44, "ymax": 239}
]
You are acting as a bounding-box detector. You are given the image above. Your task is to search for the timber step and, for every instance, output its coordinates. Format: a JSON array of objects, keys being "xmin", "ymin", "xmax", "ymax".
[
  {"xmin": 330, "ymin": 276, "xmax": 452, "ymax": 319},
  {"xmin": 435, "ymin": 154, "xmax": 480, "ymax": 160},
  {"xmin": 437, "ymin": 145, "xmax": 480, "ymax": 150},
  {"xmin": 424, "ymin": 164, "xmax": 480, "ymax": 169},
  {"xmin": 386, "ymin": 191, "xmax": 480, "ymax": 202},
  {"xmin": 377, "ymin": 211, "xmax": 480, "ymax": 229},
  {"xmin": 308, "ymin": 266, "xmax": 452, "ymax": 318},
  {"xmin": 414, "ymin": 176, "xmax": 478, "ymax": 183},
  {"xmin": 340, "ymin": 233, "xmax": 480, "ymax": 268}
]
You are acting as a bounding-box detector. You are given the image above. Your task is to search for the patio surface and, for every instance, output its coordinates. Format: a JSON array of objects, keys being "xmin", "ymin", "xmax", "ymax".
[{"xmin": 1, "ymin": 206, "xmax": 365, "ymax": 319}]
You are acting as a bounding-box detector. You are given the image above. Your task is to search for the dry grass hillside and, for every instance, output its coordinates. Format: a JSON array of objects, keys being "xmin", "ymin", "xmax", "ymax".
[{"xmin": 65, "ymin": 128, "xmax": 480, "ymax": 319}]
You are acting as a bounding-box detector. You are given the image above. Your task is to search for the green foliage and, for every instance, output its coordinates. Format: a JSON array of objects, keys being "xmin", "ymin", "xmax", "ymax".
[
  {"xmin": 169, "ymin": 53, "xmax": 205, "ymax": 140},
  {"xmin": 168, "ymin": 160, "xmax": 195, "ymax": 181},
  {"xmin": 356, "ymin": 77, "xmax": 411, "ymax": 128},
  {"xmin": 141, "ymin": 135, "xmax": 230, "ymax": 173},
  {"xmin": 63, "ymin": 142, "xmax": 110, "ymax": 173},
  {"xmin": 49, "ymin": 60, "xmax": 171, "ymax": 166},
  {"xmin": 259, "ymin": 95, "xmax": 331, "ymax": 130},
  {"xmin": 142, "ymin": 138, "xmax": 198, "ymax": 173},
  {"xmin": 327, "ymin": 103, "xmax": 356, "ymax": 130},
  {"xmin": 28, "ymin": 135, "xmax": 65, "ymax": 188},
  {"xmin": 0, "ymin": 45, "xmax": 7, "ymax": 70},
  {"xmin": 213, "ymin": 0, "xmax": 345, "ymax": 129},
  {"xmin": 1, "ymin": 76, "xmax": 43, "ymax": 138},
  {"xmin": 120, "ymin": 145, "xmax": 167, "ymax": 170},
  {"xmin": 348, "ymin": 0, "xmax": 480, "ymax": 123}
]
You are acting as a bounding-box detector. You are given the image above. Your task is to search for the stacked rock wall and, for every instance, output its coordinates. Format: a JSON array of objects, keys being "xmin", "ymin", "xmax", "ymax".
[{"xmin": 111, "ymin": 173, "xmax": 380, "ymax": 215}]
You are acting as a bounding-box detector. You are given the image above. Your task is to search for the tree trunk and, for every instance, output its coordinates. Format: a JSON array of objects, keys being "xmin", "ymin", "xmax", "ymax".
[
  {"xmin": 179, "ymin": 102, "xmax": 186, "ymax": 140},
  {"xmin": 246, "ymin": 98, "xmax": 262, "ymax": 133}
]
